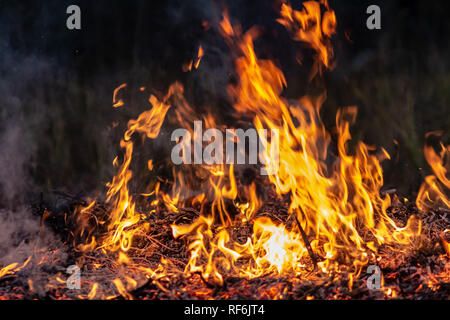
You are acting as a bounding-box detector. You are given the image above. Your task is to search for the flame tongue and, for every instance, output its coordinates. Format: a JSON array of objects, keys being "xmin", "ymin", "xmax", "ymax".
[
  {"xmin": 277, "ymin": 1, "xmax": 337, "ymax": 78},
  {"xmin": 416, "ymin": 131, "xmax": 450, "ymax": 211}
]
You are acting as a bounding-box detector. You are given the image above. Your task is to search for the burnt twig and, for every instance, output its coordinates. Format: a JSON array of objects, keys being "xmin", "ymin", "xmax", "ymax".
[{"xmin": 294, "ymin": 209, "xmax": 318, "ymax": 271}]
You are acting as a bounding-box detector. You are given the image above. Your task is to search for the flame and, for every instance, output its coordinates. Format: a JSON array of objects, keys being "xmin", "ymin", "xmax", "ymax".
[
  {"xmin": 113, "ymin": 278, "xmax": 133, "ymax": 300},
  {"xmin": 277, "ymin": 1, "xmax": 336, "ymax": 77},
  {"xmin": 75, "ymin": 85, "xmax": 175, "ymax": 253},
  {"xmin": 75, "ymin": 0, "xmax": 424, "ymax": 290},
  {"xmin": 442, "ymin": 230, "xmax": 450, "ymax": 256},
  {"xmin": 102, "ymin": 91, "xmax": 172, "ymax": 252},
  {"xmin": 88, "ymin": 283, "xmax": 98, "ymax": 300},
  {"xmin": 416, "ymin": 132, "xmax": 450, "ymax": 211},
  {"xmin": 183, "ymin": 45, "xmax": 204, "ymax": 72},
  {"xmin": 195, "ymin": 46, "xmax": 204, "ymax": 69},
  {"xmin": 220, "ymin": 11, "xmax": 235, "ymax": 37},
  {"xmin": 0, "ymin": 257, "xmax": 31, "ymax": 279},
  {"xmin": 236, "ymin": 183, "xmax": 260, "ymax": 222},
  {"xmin": 113, "ymin": 83, "xmax": 127, "ymax": 108}
]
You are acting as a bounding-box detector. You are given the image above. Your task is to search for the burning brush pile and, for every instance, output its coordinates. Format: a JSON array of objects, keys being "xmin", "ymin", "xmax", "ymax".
[{"xmin": 0, "ymin": 1, "xmax": 449, "ymax": 300}]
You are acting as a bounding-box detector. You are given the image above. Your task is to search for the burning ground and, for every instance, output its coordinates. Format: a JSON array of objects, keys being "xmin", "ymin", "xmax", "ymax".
[
  {"xmin": 0, "ymin": 186, "xmax": 448, "ymax": 300},
  {"xmin": 0, "ymin": 1, "xmax": 449, "ymax": 300}
]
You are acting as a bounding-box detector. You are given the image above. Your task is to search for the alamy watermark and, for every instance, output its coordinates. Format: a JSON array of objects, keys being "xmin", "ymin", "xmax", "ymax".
[
  {"xmin": 366, "ymin": 5, "xmax": 381, "ymax": 30},
  {"xmin": 66, "ymin": 265, "xmax": 81, "ymax": 290},
  {"xmin": 366, "ymin": 264, "xmax": 382, "ymax": 290},
  {"xmin": 65, "ymin": 5, "xmax": 380, "ymax": 31},
  {"xmin": 66, "ymin": 5, "xmax": 81, "ymax": 30},
  {"xmin": 170, "ymin": 121, "xmax": 279, "ymax": 175}
]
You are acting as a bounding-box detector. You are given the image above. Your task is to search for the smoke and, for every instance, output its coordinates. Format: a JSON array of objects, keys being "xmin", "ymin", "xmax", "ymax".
[
  {"xmin": 0, "ymin": 36, "xmax": 66, "ymax": 268},
  {"xmin": 0, "ymin": 125, "xmax": 29, "ymax": 205},
  {"xmin": 0, "ymin": 115, "xmax": 58, "ymax": 267},
  {"xmin": 0, "ymin": 121, "xmax": 66, "ymax": 268}
]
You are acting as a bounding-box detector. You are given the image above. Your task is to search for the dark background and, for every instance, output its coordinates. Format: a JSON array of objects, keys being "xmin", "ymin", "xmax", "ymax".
[{"xmin": 0, "ymin": 0, "xmax": 449, "ymax": 205}]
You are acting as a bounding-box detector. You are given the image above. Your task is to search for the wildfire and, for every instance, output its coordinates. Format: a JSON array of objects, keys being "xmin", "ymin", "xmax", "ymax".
[
  {"xmin": 63, "ymin": 0, "xmax": 448, "ymax": 298},
  {"xmin": 113, "ymin": 83, "xmax": 127, "ymax": 108},
  {"xmin": 167, "ymin": 5, "xmax": 420, "ymax": 285}
]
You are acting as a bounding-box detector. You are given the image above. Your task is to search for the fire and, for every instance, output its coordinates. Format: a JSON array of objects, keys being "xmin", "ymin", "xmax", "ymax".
[
  {"xmin": 277, "ymin": 1, "xmax": 336, "ymax": 77},
  {"xmin": 0, "ymin": 257, "xmax": 31, "ymax": 279},
  {"xmin": 102, "ymin": 92, "xmax": 172, "ymax": 252},
  {"xmin": 74, "ymin": 86, "xmax": 175, "ymax": 254},
  {"xmin": 442, "ymin": 230, "xmax": 450, "ymax": 257},
  {"xmin": 113, "ymin": 83, "xmax": 127, "ymax": 108},
  {"xmin": 72, "ymin": 0, "xmax": 429, "ymax": 294},
  {"xmin": 183, "ymin": 45, "xmax": 204, "ymax": 72},
  {"xmin": 87, "ymin": 283, "xmax": 98, "ymax": 300},
  {"xmin": 416, "ymin": 131, "xmax": 450, "ymax": 211},
  {"xmin": 220, "ymin": 11, "xmax": 235, "ymax": 37}
]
